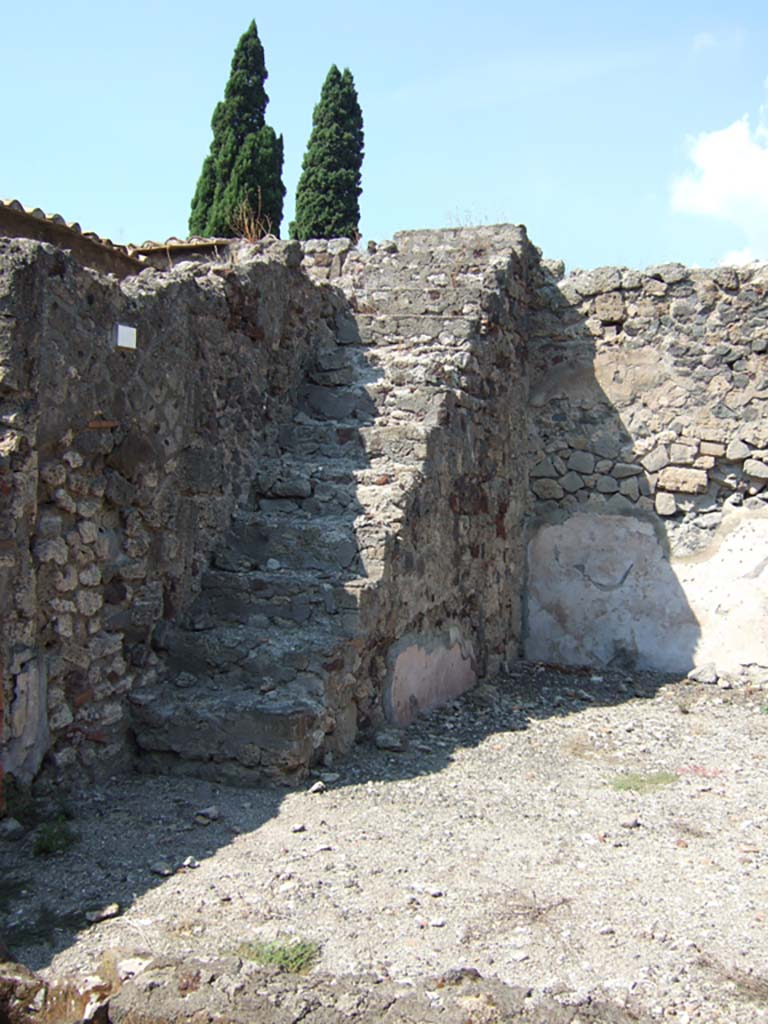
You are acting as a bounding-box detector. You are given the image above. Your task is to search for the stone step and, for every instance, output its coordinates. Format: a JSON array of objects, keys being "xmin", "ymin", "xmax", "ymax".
[
  {"xmin": 130, "ymin": 678, "xmax": 326, "ymax": 782},
  {"xmin": 305, "ymin": 345, "xmax": 378, "ymax": 388},
  {"xmin": 353, "ymin": 289, "xmax": 478, "ymax": 318},
  {"xmin": 275, "ymin": 420, "xmax": 431, "ymax": 467},
  {"xmin": 258, "ymin": 453, "xmax": 421, "ymax": 480},
  {"xmin": 277, "ymin": 415, "xmax": 433, "ymax": 462},
  {"xmin": 392, "ymin": 226, "xmax": 526, "ymax": 257},
  {"xmin": 342, "ymin": 262, "xmax": 462, "ymax": 290},
  {"xmin": 297, "ymin": 381, "xmax": 386, "ymax": 423},
  {"xmin": 256, "ymin": 454, "xmax": 364, "ymax": 494},
  {"xmin": 207, "ymin": 512, "xmax": 373, "ymax": 574},
  {"xmin": 184, "ymin": 567, "xmax": 378, "ymax": 628},
  {"xmin": 276, "ymin": 420, "xmax": 368, "ymax": 458},
  {"xmin": 253, "ymin": 458, "xmax": 419, "ymax": 519},
  {"xmin": 155, "ymin": 617, "xmax": 351, "ymax": 683},
  {"xmin": 210, "ymin": 518, "xmax": 354, "ymax": 574},
  {"xmin": 243, "ymin": 514, "xmax": 390, "ymax": 573},
  {"xmin": 357, "ymin": 423, "xmax": 431, "ymax": 463},
  {"xmin": 280, "ymin": 405, "xmax": 446, "ymax": 447},
  {"xmin": 341, "ymin": 313, "xmax": 479, "ymax": 349}
]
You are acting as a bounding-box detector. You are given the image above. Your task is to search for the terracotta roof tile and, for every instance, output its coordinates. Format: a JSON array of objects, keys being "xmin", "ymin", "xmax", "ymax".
[{"xmin": 0, "ymin": 198, "xmax": 142, "ymax": 276}]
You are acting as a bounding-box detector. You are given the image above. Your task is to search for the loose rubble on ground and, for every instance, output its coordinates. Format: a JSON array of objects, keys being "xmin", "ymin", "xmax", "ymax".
[{"xmin": 2, "ymin": 662, "xmax": 766, "ymax": 1023}]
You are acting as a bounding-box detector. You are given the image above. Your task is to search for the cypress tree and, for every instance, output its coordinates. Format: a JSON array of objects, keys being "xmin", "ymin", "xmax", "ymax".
[
  {"xmin": 189, "ymin": 21, "xmax": 285, "ymax": 238},
  {"xmin": 290, "ymin": 66, "xmax": 364, "ymax": 241}
]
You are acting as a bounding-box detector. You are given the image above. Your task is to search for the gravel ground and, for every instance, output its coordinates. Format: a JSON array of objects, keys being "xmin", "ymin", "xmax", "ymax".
[{"xmin": 2, "ymin": 662, "xmax": 767, "ymax": 1023}]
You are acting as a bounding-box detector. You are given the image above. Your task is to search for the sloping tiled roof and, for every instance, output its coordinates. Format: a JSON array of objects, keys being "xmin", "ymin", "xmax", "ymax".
[
  {"xmin": 128, "ymin": 236, "xmax": 235, "ymax": 260},
  {"xmin": 0, "ymin": 200, "xmax": 260, "ymax": 274},
  {"xmin": 0, "ymin": 198, "xmax": 143, "ymax": 277},
  {"xmin": 0, "ymin": 198, "xmax": 133, "ymax": 254},
  {"xmin": 130, "ymin": 236, "xmax": 230, "ymax": 252}
]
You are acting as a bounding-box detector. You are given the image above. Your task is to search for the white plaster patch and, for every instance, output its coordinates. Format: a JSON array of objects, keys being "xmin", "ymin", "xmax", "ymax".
[
  {"xmin": 675, "ymin": 512, "xmax": 768, "ymax": 673},
  {"xmin": 525, "ymin": 512, "xmax": 768, "ymax": 676},
  {"xmin": 3, "ymin": 651, "xmax": 50, "ymax": 783},
  {"xmin": 385, "ymin": 629, "xmax": 476, "ymax": 725}
]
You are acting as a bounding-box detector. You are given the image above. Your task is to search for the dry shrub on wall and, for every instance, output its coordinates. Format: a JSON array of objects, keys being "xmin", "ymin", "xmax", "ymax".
[{"xmin": 230, "ymin": 191, "xmax": 273, "ymax": 242}]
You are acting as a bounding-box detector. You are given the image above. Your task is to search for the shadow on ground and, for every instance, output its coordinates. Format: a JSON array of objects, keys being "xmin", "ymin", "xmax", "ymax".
[{"xmin": 0, "ymin": 659, "xmax": 684, "ymax": 971}]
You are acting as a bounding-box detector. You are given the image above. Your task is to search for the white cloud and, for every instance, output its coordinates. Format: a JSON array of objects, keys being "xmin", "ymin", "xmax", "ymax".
[
  {"xmin": 719, "ymin": 247, "xmax": 762, "ymax": 267},
  {"xmin": 671, "ymin": 115, "xmax": 768, "ymax": 261}
]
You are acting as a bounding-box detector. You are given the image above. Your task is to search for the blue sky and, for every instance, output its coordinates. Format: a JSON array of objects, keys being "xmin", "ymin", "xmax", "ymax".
[{"xmin": 3, "ymin": 2, "xmax": 768, "ymax": 270}]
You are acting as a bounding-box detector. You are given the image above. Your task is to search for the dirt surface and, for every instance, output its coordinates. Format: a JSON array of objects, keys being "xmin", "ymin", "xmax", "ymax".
[
  {"xmin": 107, "ymin": 958, "xmax": 652, "ymax": 1024},
  {"xmin": 2, "ymin": 663, "xmax": 767, "ymax": 1023}
]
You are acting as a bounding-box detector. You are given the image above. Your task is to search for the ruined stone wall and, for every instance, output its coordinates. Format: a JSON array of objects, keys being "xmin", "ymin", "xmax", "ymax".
[
  {"xmin": 131, "ymin": 227, "xmax": 535, "ymax": 784},
  {"xmin": 526, "ymin": 260, "xmax": 768, "ymax": 678},
  {"xmin": 0, "ymin": 237, "xmax": 331, "ymax": 785},
  {"xmin": 323, "ymin": 227, "xmax": 533, "ymax": 724},
  {"xmin": 4, "ymin": 220, "xmax": 768, "ymax": 796},
  {"xmin": 1, "ymin": 227, "xmax": 536, "ymax": 793}
]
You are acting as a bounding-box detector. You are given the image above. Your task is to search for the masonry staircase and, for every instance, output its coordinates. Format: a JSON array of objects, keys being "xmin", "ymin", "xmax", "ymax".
[{"xmin": 130, "ymin": 227, "xmax": 530, "ymax": 783}]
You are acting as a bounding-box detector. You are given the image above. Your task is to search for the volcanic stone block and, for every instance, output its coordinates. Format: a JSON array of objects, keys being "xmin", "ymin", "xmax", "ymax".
[
  {"xmin": 744, "ymin": 458, "xmax": 768, "ymax": 480},
  {"xmin": 595, "ymin": 291, "xmax": 625, "ymax": 324},
  {"xmin": 567, "ymin": 450, "xmax": 595, "ymax": 474},
  {"xmin": 657, "ymin": 467, "xmax": 709, "ymax": 494}
]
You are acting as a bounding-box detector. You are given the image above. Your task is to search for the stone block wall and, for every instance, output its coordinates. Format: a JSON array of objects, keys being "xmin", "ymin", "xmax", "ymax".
[
  {"xmin": 0, "ymin": 237, "xmax": 330, "ymax": 785},
  {"xmin": 325, "ymin": 227, "xmax": 533, "ymax": 721},
  {"xmin": 526, "ymin": 260, "xmax": 768, "ymax": 677},
  {"xmin": 3, "ymin": 219, "xmax": 768, "ymax": 797},
  {"xmin": 1, "ymin": 227, "xmax": 536, "ymax": 793},
  {"xmin": 130, "ymin": 227, "xmax": 535, "ymax": 784}
]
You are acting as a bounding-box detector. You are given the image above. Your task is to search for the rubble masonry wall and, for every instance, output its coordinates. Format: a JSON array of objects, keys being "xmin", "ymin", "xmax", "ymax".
[
  {"xmin": 1, "ymin": 228, "xmax": 535, "ymax": 792},
  {"xmin": 526, "ymin": 259, "xmax": 768, "ymax": 679},
  {"xmin": 0, "ymin": 237, "xmax": 331, "ymax": 786},
  {"xmin": 3, "ymin": 225, "xmax": 768, "ymax": 800}
]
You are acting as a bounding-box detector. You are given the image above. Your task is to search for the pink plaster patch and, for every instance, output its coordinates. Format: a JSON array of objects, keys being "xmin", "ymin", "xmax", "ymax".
[{"xmin": 387, "ymin": 639, "xmax": 476, "ymax": 726}]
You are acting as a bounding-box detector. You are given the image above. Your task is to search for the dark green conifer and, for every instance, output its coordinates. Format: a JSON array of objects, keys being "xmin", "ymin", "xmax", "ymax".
[
  {"xmin": 189, "ymin": 21, "xmax": 285, "ymax": 238},
  {"xmin": 290, "ymin": 66, "xmax": 364, "ymax": 240}
]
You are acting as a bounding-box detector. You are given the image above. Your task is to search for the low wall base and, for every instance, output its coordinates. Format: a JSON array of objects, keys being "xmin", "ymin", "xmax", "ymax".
[
  {"xmin": 384, "ymin": 629, "xmax": 476, "ymax": 726},
  {"xmin": 525, "ymin": 511, "xmax": 768, "ymax": 678}
]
